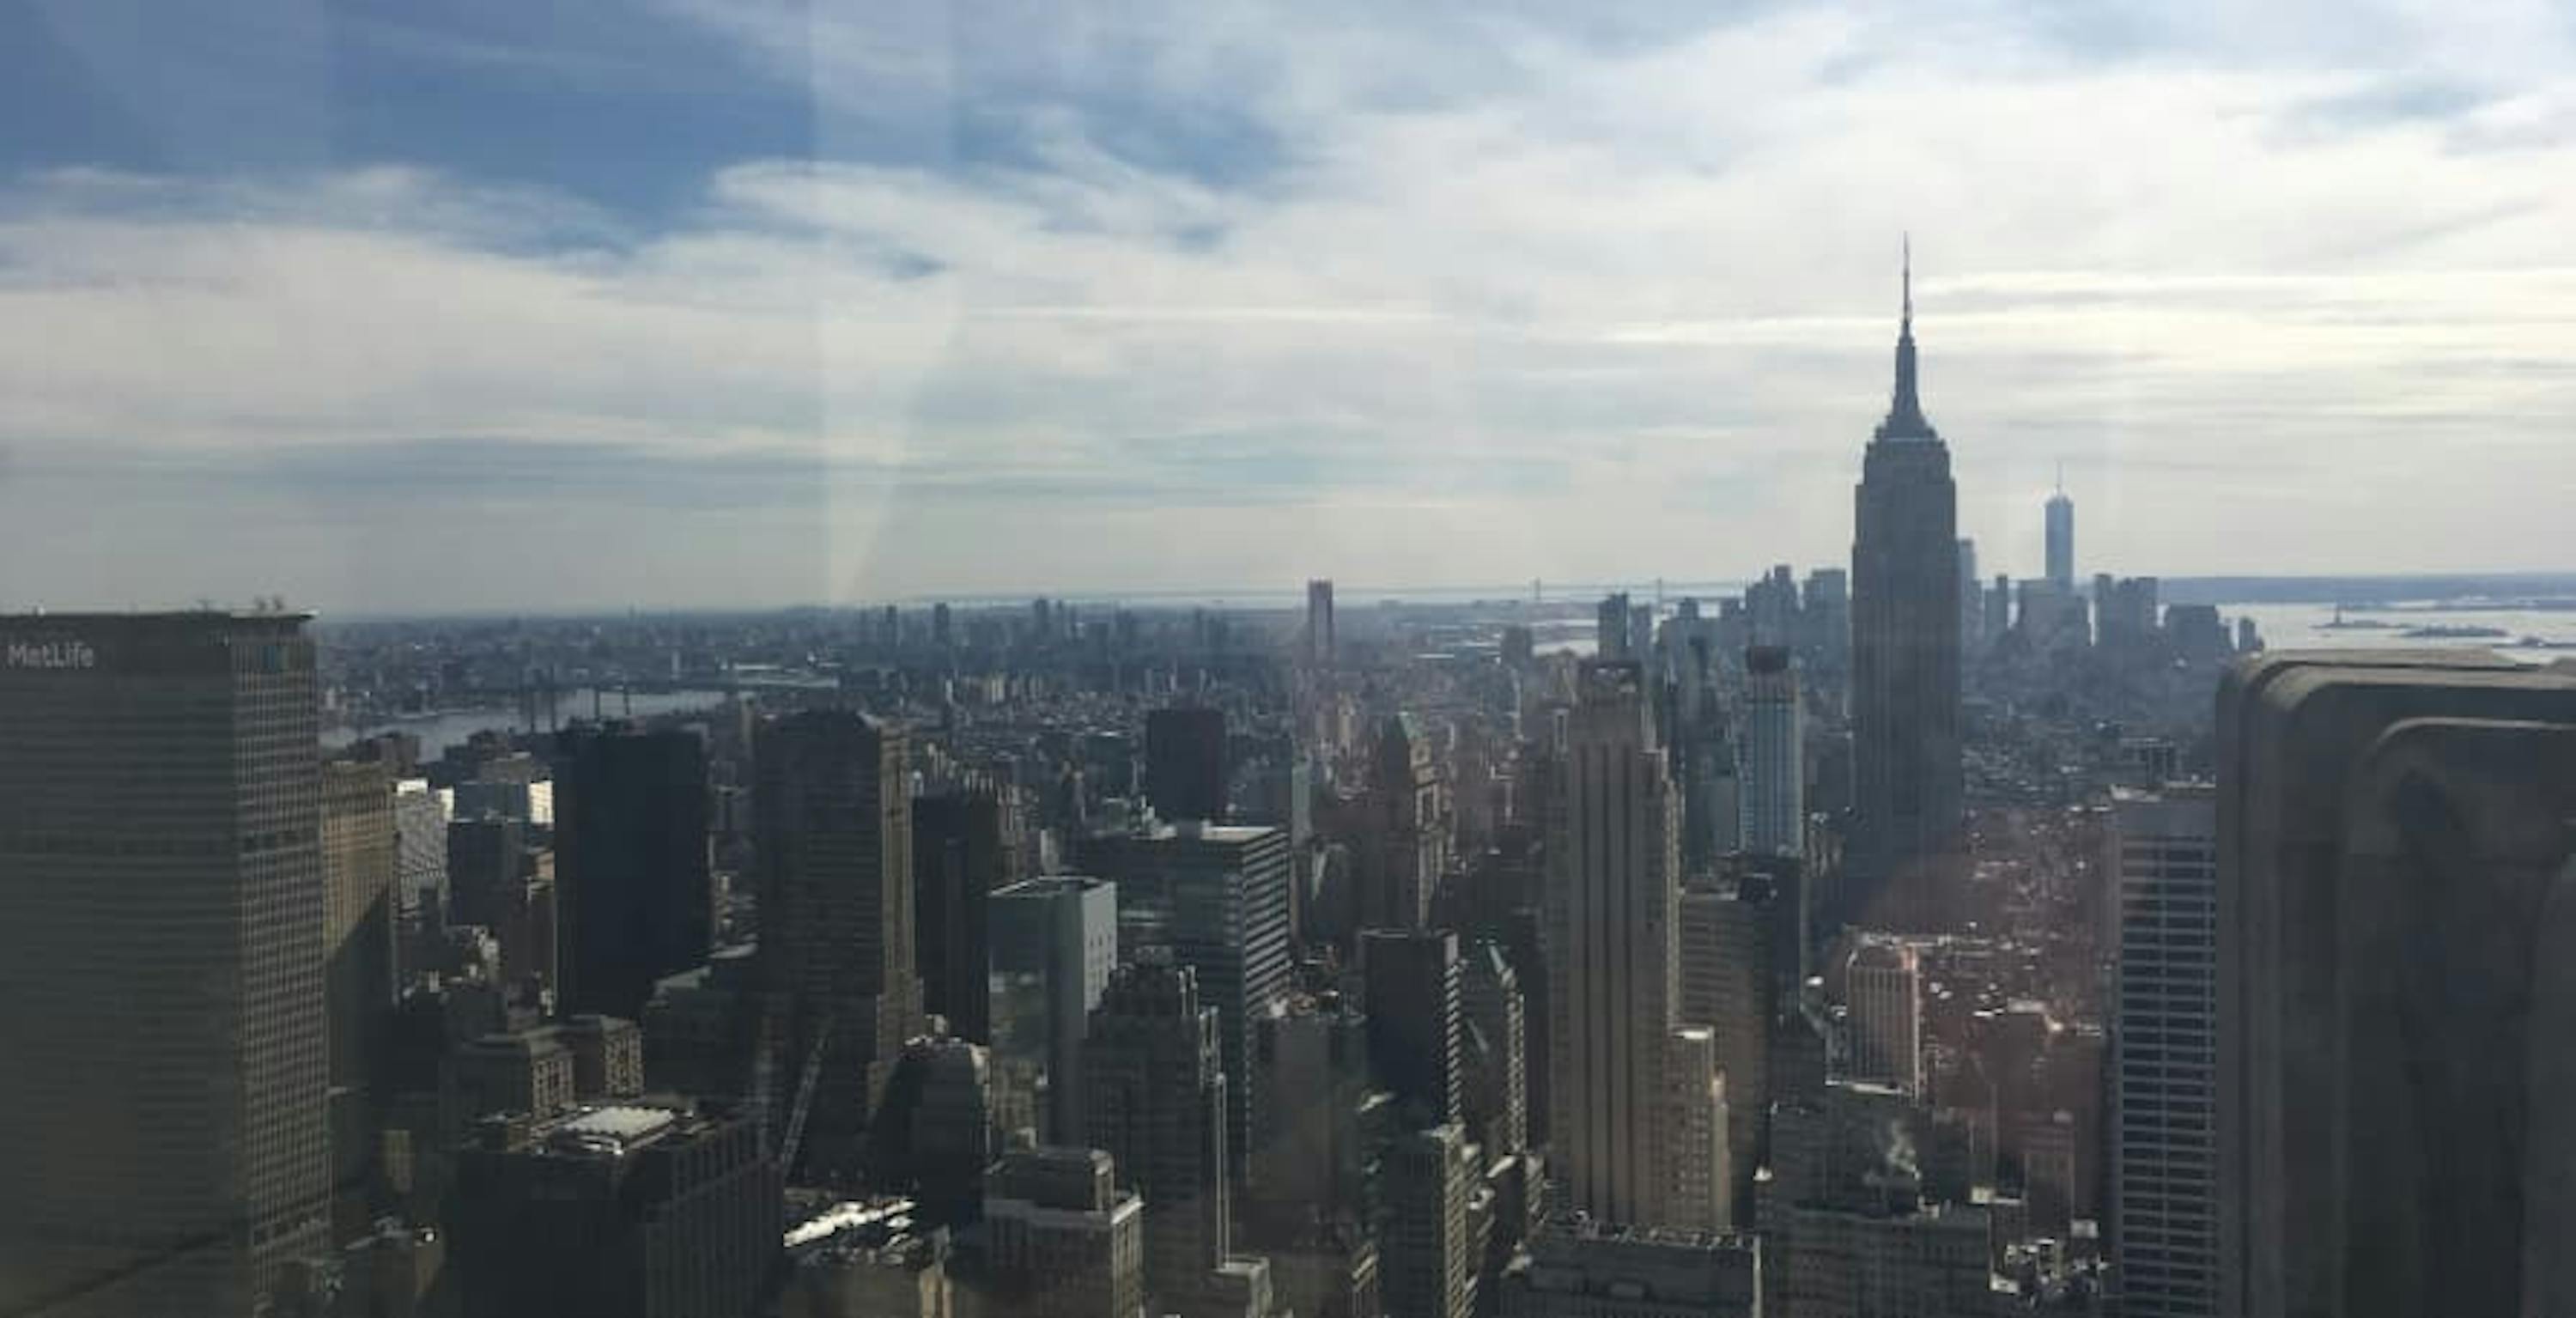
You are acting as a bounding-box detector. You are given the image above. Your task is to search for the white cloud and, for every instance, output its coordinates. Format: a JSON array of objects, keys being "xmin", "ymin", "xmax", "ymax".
[{"xmin": 3, "ymin": 1, "xmax": 2575, "ymax": 610}]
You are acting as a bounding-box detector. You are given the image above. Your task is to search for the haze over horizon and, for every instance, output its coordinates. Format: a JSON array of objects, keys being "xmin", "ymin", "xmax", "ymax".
[{"xmin": 5, "ymin": 1, "xmax": 2573, "ymax": 613}]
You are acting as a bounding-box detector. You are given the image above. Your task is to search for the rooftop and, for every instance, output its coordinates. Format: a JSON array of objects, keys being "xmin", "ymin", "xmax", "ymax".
[
  {"xmin": 533, "ymin": 1103, "xmax": 688, "ymax": 1158},
  {"xmin": 995, "ymin": 874, "xmax": 1115, "ymax": 898},
  {"xmin": 1, "ymin": 608, "xmax": 314, "ymax": 625}
]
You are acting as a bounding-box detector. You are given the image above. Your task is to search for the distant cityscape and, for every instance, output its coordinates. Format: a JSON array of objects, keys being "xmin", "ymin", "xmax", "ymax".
[{"xmin": 3, "ymin": 259, "xmax": 2569, "ymax": 1318}]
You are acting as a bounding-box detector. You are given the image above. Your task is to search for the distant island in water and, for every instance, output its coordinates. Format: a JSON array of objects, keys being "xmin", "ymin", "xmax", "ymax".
[{"xmin": 2157, "ymin": 574, "xmax": 2576, "ymax": 607}]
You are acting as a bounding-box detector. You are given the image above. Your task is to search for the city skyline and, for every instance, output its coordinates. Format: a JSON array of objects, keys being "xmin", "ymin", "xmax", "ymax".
[
  {"xmin": 9, "ymin": 7, "xmax": 2573, "ymax": 1315},
  {"xmin": 7, "ymin": 2, "xmax": 2576, "ymax": 611}
]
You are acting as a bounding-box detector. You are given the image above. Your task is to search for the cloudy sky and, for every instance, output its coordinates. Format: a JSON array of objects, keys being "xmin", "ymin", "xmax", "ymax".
[{"xmin": 4, "ymin": 1, "xmax": 2573, "ymax": 612}]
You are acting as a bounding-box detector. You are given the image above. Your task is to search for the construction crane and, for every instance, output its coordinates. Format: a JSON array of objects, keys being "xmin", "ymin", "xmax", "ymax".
[{"xmin": 778, "ymin": 1015, "xmax": 835, "ymax": 1178}]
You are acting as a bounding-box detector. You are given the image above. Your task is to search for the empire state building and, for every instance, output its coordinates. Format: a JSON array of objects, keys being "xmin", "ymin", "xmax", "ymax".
[{"xmin": 1847, "ymin": 246, "xmax": 1962, "ymax": 931}]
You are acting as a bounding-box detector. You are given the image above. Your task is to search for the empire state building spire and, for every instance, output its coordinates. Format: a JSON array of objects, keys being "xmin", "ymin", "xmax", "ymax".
[{"xmin": 1875, "ymin": 236, "xmax": 1938, "ymax": 442}]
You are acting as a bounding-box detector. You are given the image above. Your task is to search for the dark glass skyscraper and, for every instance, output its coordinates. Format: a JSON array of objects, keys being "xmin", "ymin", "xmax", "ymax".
[
  {"xmin": 1849, "ymin": 248, "xmax": 1962, "ymax": 930},
  {"xmin": 1359, "ymin": 927, "xmax": 1463, "ymax": 1129},
  {"xmin": 1145, "ymin": 706, "xmax": 1229, "ymax": 824},
  {"xmin": 913, "ymin": 787, "xmax": 1005, "ymax": 1042},
  {"xmin": 2045, "ymin": 481, "xmax": 2076, "ymax": 590},
  {"xmin": 0, "ymin": 613, "xmax": 331, "ymax": 1317},
  {"xmin": 555, "ymin": 726, "xmax": 713, "ymax": 1022},
  {"xmin": 753, "ymin": 710, "xmax": 923, "ymax": 1176}
]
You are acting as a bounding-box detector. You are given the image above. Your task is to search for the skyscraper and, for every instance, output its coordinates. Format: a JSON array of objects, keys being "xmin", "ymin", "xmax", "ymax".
[
  {"xmin": 914, "ymin": 787, "xmax": 1005, "ymax": 1042},
  {"xmin": 1677, "ymin": 874, "xmax": 1777, "ymax": 1224},
  {"xmin": 754, "ymin": 709, "xmax": 924, "ymax": 1175},
  {"xmin": 989, "ymin": 876, "xmax": 1121, "ymax": 1145},
  {"xmin": 1242, "ymin": 989, "xmax": 1383, "ymax": 1318},
  {"xmin": 450, "ymin": 1102, "xmax": 778, "ymax": 1318},
  {"xmin": 1360, "ymin": 928, "xmax": 1463, "ymax": 1129},
  {"xmin": 321, "ymin": 760, "xmax": 399, "ymax": 1092},
  {"xmin": 320, "ymin": 759, "xmax": 398, "ymax": 1236},
  {"xmin": 1800, "ymin": 568, "xmax": 1850, "ymax": 675},
  {"xmin": 1957, "ymin": 538, "xmax": 1983, "ymax": 650},
  {"xmin": 1078, "ymin": 822, "xmax": 1291, "ymax": 1181},
  {"xmin": 1145, "ymin": 706, "xmax": 1230, "ymax": 824},
  {"xmin": 393, "ymin": 776, "xmax": 450, "ymax": 923},
  {"xmin": 1246, "ymin": 992, "xmax": 1377, "ymax": 1229},
  {"xmin": 1545, "ymin": 660, "xmax": 1679, "ymax": 1227},
  {"xmin": 872, "ymin": 1035, "xmax": 997, "ymax": 1227},
  {"xmin": 0, "ymin": 612, "xmax": 331, "ymax": 1316},
  {"xmin": 1361, "ymin": 714, "xmax": 1446, "ymax": 932},
  {"xmin": 1663, "ymin": 1027, "xmax": 1729, "ymax": 1231},
  {"xmin": 1735, "ymin": 646, "xmax": 1804, "ymax": 859},
  {"xmin": 1082, "ymin": 957, "xmax": 1232, "ymax": 1315},
  {"xmin": 1306, "ymin": 580, "xmax": 1336, "ymax": 666},
  {"xmin": 1461, "ymin": 942, "xmax": 1529, "ymax": 1158},
  {"xmin": 2111, "ymin": 786, "xmax": 2218, "ymax": 1318},
  {"xmin": 1595, "ymin": 592, "xmax": 1632, "ymax": 661},
  {"xmin": 555, "ymin": 725, "xmax": 714, "ymax": 1022},
  {"xmin": 1844, "ymin": 940, "xmax": 1924, "ymax": 1096},
  {"xmin": 983, "ymin": 1146, "xmax": 1149, "ymax": 1318},
  {"xmin": 1849, "ymin": 245, "xmax": 1963, "ymax": 931},
  {"xmin": 2044, "ymin": 475, "xmax": 2075, "ymax": 590},
  {"xmin": 1379, "ymin": 1125, "xmax": 1477, "ymax": 1318},
  {"xmin": 2215, "ymin": 653, "xmax": 2576, "ymax": 1318}
]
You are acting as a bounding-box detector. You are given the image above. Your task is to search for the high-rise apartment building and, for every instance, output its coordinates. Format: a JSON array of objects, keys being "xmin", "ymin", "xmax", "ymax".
[
  {"xmin": 0, "ymin": 612, "xmax": 331, "ymax": 1316},
  {"xmin": 1736, "ymin": 646, "xmax": 1804, "ymax": 859},
  {"xmin": 1845, "ymin": 940, "xmax": 1924, "ymax": 1096},
  {"xmin": 1848, "ymin": 248, "xmax": 1962, "ymax": 931},
  {"xmin": 1078, "ymin": 821, "xmax": 1291, "ymax": 1181},
  {"xmin": 984, "ymin": 1146, "xmax": 1149, "ymax": 1318},
  {"xmin": 1081, "ymin": 957, "xmax": 1232, "ymax": 1315},
  {"xmin": 914, "ymin": 787, "xmax": 1005, "ymax": 1042},
  {"xmin": 1145, "ymin": 706, "xmax": 1230, "ymax": 824},
  {"xmin": 1306, "ymin": 580, "xmax": 1337, "ymax": 666},
  {"xmin": 1360, "ymin": 927, "xmax": 1463, "ymax": 1129},
  {"xmin": 555, "ymin": 725, "xmax": 713, "ymax": 1022},
  {"xmin": 2044, "ymin": 479, "xmax": 2075, "ymax": 589},
  {"xmin": 990, "ymin": 876, "xmax": 1120, "ymax": 1145},
  {"xmin": 2111, "ymin": 786, "xmax": 2218, "ymax": 1318},
  {"xmin": 755, "ymin": 710, "xmax": 924, "ymax": 1175},
  {"xmin": 1544, "ymin": 660, "xmax": 1679, "ymax": 1227},
  {"xmin": 1380, "ymin": 1125, "xmax": 1477, "ymax": 1318}
]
